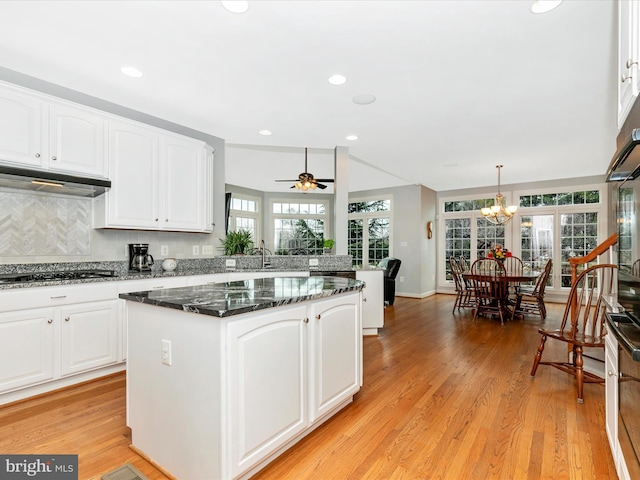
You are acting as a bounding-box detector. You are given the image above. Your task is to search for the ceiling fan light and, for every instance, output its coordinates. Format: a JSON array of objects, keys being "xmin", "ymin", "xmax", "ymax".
[{"xmin": 480, "ymin": 207, "xmax": 491, "ymax": 216}]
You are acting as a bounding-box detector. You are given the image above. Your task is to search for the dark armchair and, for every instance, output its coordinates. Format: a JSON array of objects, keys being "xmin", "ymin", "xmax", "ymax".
[{"xmin": 379, "ymin": 257, "xmax": 402, "ymax": 305}]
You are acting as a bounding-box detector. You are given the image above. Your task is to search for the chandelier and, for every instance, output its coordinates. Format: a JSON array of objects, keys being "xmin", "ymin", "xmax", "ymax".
[{"xmin": 480, "ymin": 165, "xmax": 518, "ymax": 225}]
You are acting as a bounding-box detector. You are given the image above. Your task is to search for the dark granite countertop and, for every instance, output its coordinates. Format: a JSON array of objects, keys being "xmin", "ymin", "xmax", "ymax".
[{"xmin": 119, "ymin": 276, "xmax": 364, "ymax": 318}]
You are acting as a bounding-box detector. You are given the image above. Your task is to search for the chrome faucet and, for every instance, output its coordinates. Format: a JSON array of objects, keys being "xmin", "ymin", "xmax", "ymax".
[{"xmin": 260, "ymin": 239, "xmax": 271, "ymax": 268}]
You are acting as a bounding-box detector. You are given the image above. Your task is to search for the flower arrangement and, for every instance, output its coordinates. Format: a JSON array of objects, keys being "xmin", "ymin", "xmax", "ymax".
[{"xmin": 488, "ymin": 244, "xmax": 511, "ymax": 262}]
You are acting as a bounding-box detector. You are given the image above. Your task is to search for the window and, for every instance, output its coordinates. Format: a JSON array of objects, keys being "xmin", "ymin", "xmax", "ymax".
[
  {"xmin": 272, "ymin": 201, "xmax": 328, "ymax": 255},
  {"xmin": 348, "ymin": 199, "xmax": 391, "ymax": 267},
  {"xmin": 228, "ymin": 194, "xmax": 260, "ymax": 243},
  {"xmin": 439, "ymin": 184, "xmax": 605, "ymax": 292},
  {"xmin": 444, "ymin": 218, "xmax": 471, "ymax": 280}
]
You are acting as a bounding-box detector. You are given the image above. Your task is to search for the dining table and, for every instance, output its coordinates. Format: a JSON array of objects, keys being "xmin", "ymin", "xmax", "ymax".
[{"xmin": 462, "ymin": 271, "xmax": 540, "ymax": 318}]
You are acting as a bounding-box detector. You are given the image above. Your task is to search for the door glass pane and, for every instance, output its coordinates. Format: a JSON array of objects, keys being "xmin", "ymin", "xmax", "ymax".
[
  {"xmin": 560, "ymin": 212, "xmax": 598, "ymax": 287},
  {"xmin": 476, "ymin": 218, "xmax": 505, "ymax": 259},
  {"xmin": 368, "ymin": 218, "xmax": 389, "ymax": 265},
  {"xmin": 521, "ymin": 214, "xmax": 554, "ymax": 284},
  {"xmin": 348, "ymin": 219, "xmax": 364, "ymax": 267},
  {"xmin": 445, "ymin": 218, "xmax": 471, "ymax": 280}
]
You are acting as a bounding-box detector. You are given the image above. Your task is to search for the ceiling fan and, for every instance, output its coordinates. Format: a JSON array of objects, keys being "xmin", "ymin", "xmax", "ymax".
[{"xmin": 275, "ymin": 148, "xmax": 334, "ymax": 191}]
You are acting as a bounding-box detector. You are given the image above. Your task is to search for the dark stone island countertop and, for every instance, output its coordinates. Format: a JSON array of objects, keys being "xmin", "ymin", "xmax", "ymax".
[{"xmin": 119, "ymin": 276, "xmax": 364, "ymax": 318}]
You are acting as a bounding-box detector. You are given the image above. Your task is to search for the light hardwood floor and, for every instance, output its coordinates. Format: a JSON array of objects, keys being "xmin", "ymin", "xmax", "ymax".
[{"xmin": 0, "ymin": 295, "xmax": 615, "ymax": 479}]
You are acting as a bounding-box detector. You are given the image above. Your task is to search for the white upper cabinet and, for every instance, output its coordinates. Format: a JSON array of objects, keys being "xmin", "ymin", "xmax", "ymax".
[
  {"xmin": 161, "ymin": 132, "xmax": 207, "ymax": 231},
  {"xmin": 618, "ymin": 0, "xmax": 640, "ymax": 128},
  {"xmin": 95, "ymin": 119, "xmax": 212, "ymax": 232},
  {"xmin": 48, "ymin": 101, "xmax": 107, "ymax": 177},
  {"xmin": 102, "ymin": 120, "xmax": 160, "ymax": 229},
  {"xmin": 0, "ymin": 82, "xmax": 107, "ymax": 177},
  {"xmin": 0, "ymin": 85, "xmax": 44, "ymax": 167}
]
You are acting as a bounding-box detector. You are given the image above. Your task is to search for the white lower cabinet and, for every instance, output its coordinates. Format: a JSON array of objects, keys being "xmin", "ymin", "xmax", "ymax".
[
  {"xmin": 0, "ymin": 308, "xmax": 55, "ymax": 392},
  {"xmin": 60, "ymin": 300, "xmax": 119, "ymax": 376},
  {"xmin": 308, "ymin": 295, "xmax": 361, "ymax": 421},
  {"xmin": 0, "ymin": 283, "xmax": 123, "ymax": 403},
  {"xmin": 227, "ymin": 305, "xmax": 308, "ymax": 478},
  {"xmin": 356, "ymin": 270, "xmax": 384, "ymax": 335}
]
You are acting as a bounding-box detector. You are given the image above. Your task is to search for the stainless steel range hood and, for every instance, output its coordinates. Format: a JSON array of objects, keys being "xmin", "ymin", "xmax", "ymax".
[{"xmin": 0, "ymin": 165, "xmax": 111, "ymax": 197}]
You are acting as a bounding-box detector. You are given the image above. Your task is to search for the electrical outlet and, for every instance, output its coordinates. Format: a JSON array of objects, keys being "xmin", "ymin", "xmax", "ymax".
[
  {"xmin": 309, "ymin": 258, "xmax": 319, "ymax": 266},
  {"xmin": 161, "ymin": 245, "xmax": 169, "ymax": 256},
  {"xmin": 202, "ymin": 245, "xmax": 214, "ymax": 255},
  {"xmin": 192, "ymin": 245, "xmax": 200, "ymax": 256},
  {"xmin": 226, "ymin": 258, "xmax": 236, "ymax": 269},
  {"xmin": 161, "ymin": 339, "xmax": 172, "ymax": 366},
  {"xmin": 399, "ymin": 276, "xmax": 405, "ymax": 283}
]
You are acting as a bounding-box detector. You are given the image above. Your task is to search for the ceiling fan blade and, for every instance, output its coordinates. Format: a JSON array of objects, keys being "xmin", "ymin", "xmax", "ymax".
[
  {"xmin": 315, "ymin": 183, "xmax": 328, "ymax": 189},
  {"xmin": 314, "ymin": 178, "xmax": 334, "ymax": 183},
  {"xmin": 275, "ymin": 179, "xmax": 301, "ymax": 182}
]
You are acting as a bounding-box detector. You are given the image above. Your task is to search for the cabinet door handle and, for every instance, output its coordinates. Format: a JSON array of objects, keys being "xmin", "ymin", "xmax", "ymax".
[
  {"xmin": 35, "ymin": 153, "xmax": 41, "ymax": 158},
  {"xmin": 165, "ymin": 218, "xmax": 169, "ymax": 222},
  {"xmin": 627, "ymin": 59, "xmax": 638, "ymax": 69},
  {"xmin": 608, "ymin": 370, "xmax": 615, "ymax": 377},
  {"xmin": 65, "ymin": 316, "xmax": 70, "ymax": 322},
  {"xmin": 155, "ymin": 218, "xmax": 159, "ymax": 222},
  {"xmin": 315, "ymin": 314, "xmax": 321, "ymax": 320},
  {"xmin": 363, "ymin": 297, "xmax": 367, "ymax": 302},
  {"xmin": 303, "ymin": 318, "xmax": 309, "ymax": 323},
  {"xmin": 50, "ymin": 295, "xmax": 67, "ymax": 299},
  {"xmin": 51, "ymin": 156, "xmax": 57, "ymax": 161},
  {"xmin": 47, "ymin": 319, "xmax": 53, "ymax": 324},
  {"xmin": 622, "ymin": 73, "xmax": 633, "ymax": 83}
]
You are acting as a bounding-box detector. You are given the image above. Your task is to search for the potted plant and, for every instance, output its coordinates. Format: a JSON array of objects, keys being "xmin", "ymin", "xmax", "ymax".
[
  {"xmin": 222, "ymin": 229, "xmax": 254, "ymax": 256},
  {"xmin": 323, "ymin": 238, "xmax": 335, "ymax": 255}
]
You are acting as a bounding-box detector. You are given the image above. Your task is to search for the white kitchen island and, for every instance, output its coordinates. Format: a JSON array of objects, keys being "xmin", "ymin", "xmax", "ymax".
[{"xmin": 121, "ymin": 276, "xmax": 363, "ymax": 480}]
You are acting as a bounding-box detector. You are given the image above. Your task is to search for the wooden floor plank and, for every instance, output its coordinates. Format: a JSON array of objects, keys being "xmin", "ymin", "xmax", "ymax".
[{"xmin": 0, "ymin": 294, "xmax": 616, "ymax": 479}]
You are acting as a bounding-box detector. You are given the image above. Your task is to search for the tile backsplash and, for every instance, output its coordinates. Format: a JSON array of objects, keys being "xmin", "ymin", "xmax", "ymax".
[
  {"xmin": 0, "ymin": 188, "xmax": 221, "ymax": 264},
  {"xmin": 0, "ymin": 189, "xmax": 91, "ymax": 256}
]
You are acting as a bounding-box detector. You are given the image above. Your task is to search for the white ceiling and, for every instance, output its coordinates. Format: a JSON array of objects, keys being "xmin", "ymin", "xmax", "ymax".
[{"xmin": 0, "ymin": 0, "xmax": 619, "ymax": 193}]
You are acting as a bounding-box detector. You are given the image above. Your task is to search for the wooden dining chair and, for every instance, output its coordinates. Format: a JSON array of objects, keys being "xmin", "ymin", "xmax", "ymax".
[
  {"xmin": 502, "ymin": 256, "xmax": 524, "ymax": 300},
  {"xmin": 530, "ymin": 263, "xmax": 616, "ymax": 403},
  {"xmin": 450, "ymin": 257, "xmax": 474, "ymax": 313},
  {"xmin": 513, "ymin": 259, "xmax": 552, "ymax": 320},
  {"xmin": 502, "ymin": 256, "xmax": 524, "ymax": 276},
  {"xmin": 458, "ymin": 255, "xmax": 469, "ymax": 273},
  {"xmin": 470, "ymin": 257, "xmax": 509, "ymax": 325}
]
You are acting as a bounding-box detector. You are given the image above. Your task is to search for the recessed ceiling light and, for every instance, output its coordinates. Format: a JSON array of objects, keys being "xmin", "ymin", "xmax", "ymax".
[
  {"xmin": 221, "ymin": 1, "xmax": 249, "ymax": 14},
  {"xmin": 346, "ymin": 135, "xmax": 358, "ymax": 141},
  {"xmin": 259, "ymin": 130, "xmax": 272, "ymax": 136},
  {"xmin": 352, "ymin": 94, "xmax": 376, "ymax": 105},
  {"xmin": 530, "ymin": 0, "xmax": 562, "ymax": 14},
  {"xmin": 328, "ymin": 74, "xmax": 347, "ymax": 86},
  {"xmin": 121, "ymin": 66, "xmax": 143, "ymax": 78}
]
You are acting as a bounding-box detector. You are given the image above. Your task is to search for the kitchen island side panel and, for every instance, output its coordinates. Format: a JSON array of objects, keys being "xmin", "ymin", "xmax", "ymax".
[{"xmin": 126, "ymin": 301, "xmax": 224, "ymax": 479}]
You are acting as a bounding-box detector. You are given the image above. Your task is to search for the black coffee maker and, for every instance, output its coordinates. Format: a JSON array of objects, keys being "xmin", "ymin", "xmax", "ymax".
[{"xmin": 129, "ymin": 243, "xmax": 154, "ymax": 272}]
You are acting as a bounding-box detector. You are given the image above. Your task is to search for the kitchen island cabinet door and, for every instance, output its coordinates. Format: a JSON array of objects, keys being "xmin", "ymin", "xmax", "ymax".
[
  {"xmin": 308, "ymin": 293, "xmax": 361, "ymax": 422},
  {"xmin": 0, "ymin": 308, "xmax": 55, "ymax": 393},
  {"xmin": 226, "ymin": 305, "xmax": 308, "ymax": 478},
  {"xmin": 60, "ymin": 300, "xmax": 119, "ymax": 376}
]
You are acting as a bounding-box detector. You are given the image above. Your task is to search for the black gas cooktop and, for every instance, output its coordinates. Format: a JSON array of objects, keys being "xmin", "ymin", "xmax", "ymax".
[{"xmin": 0, "ymin": 269, "xmax": 117, "ymax": 284}]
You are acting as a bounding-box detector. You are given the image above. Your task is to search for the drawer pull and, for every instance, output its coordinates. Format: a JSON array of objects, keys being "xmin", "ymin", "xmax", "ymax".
[
  {"xmin": 50, "ymin": 295, "xmax": 67, "ymax": 299},
  {"xmin": 47, "ymin": 319, "xmax": 53, "ymax": 324},
  {"xmin": 65, "ymin": 316, "xmax": 70, "ymax": 322},
  {"xmin": 315, "ymin": 314, "xmax": 321, "ymax": 320}
]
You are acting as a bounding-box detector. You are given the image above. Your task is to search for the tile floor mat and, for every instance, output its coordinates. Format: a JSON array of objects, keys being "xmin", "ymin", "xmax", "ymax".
[{"xmin": 101, "ymin": 463, "xmax": 149, "ymax": 480}]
